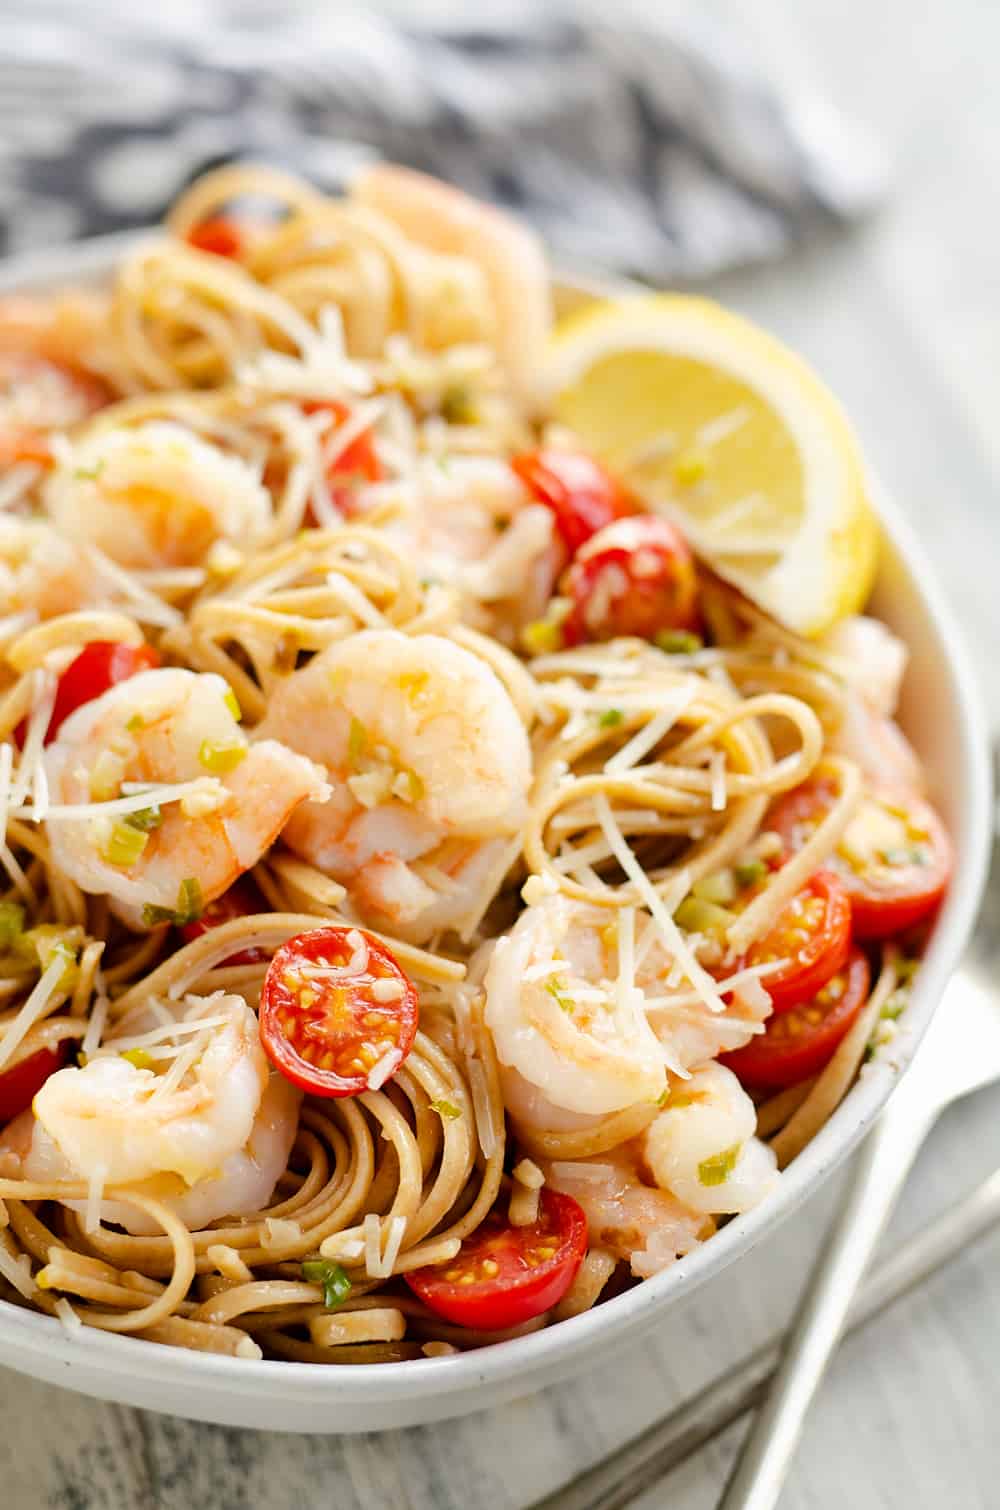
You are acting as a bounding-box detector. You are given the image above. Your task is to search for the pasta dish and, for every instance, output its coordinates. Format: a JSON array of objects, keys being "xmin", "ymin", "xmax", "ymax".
[{"xmin": 0, "ymin": 164, "xmax": 951, "ymax": 1364}]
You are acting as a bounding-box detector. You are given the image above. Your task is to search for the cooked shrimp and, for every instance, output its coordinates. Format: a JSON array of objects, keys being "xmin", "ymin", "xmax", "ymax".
[
  {"xmin": 20, "ymin": 995, "xmax": 300, "ymax": 1234},
  {"xmin": 256, "ymin": 629, "xmax": 531, "ymax": 941},
  {"xmin": 642, "ymin": 1063, "xmax": 778, "ymax": 1215},
  {"xmin": 371, "ymin": 455, "xmax": 560, "ymax": 638},
  {"xmin": 541, "ymin": 1148, "xmax": 707, "ymax": 1279},
  {"xmin": 44, "ymin": 420, "xmax": 273, "ymax": 569},
  {"xmin": 0, "ymin": 515, "xmax": 99, "ymax": 620},
  {"xmin": 485, "ymin": 895, "xmax": 766, "ymax": 1125},
  {"xmin": 823, "ymin": 615, "xmax": 923, "ymax": 789},
  {"xmin": 43, "ymin": 666, "xmax": 329, "ymax": 930},
  {"xmin": 351, "ymin": 163, "xmax": 552, "ymax": 403}
]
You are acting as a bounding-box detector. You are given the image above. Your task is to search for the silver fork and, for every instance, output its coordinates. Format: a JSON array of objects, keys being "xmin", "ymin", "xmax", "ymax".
[{"xmin": 534, "ymin": 778, "xmax": 1000, "ymax": 1510}]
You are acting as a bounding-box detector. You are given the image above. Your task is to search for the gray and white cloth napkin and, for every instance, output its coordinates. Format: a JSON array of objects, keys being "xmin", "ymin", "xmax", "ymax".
[{"xmin": 0, "ymin": 1, "xmax": 886, "ymax": 278}]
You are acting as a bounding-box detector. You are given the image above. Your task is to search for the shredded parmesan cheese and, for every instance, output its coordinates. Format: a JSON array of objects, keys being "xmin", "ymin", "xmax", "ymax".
[
  {"xmin": 53, "ymin": 1297, "xmax": 83, "ymax": 1335},
  {"xmin": 0, "ymin": 954, "xmax": 69, "ymax": 1071},
  {"xmin": 0, "ymin": 1235, "xmax": 36, "ymax": 1299}
]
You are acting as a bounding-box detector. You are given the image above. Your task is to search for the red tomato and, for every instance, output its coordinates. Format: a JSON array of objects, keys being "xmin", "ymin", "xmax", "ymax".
[
  {"xmin": 48, "ymin": 640, "xmax": 161, "ymax": 744},
  {"xmin": 303, "ymin": 399, "xmax": 382, "ymax": 516},
  {"xmin": 511, "ymin": 448, "xmax": 633, "ymax": 557},
  {"xmin": 180, "ymin": 876, "xmax": 268, "ymax": 966},
  {"xmin": 15, "ymin": 639, "xmax": 161, "ymax": 750},
  {"xmin": 722, "ymin": 947, "xmax": 871, "ymax": 1089},
  {"xmin": 743, "ymin": 871, "xmax": 852, "ymax": 1014},
  {"xmin": 0, "ymin": 1043, "xmax": 68, "ymax": 1124},
  {"xmin": 260, "ymin": 926, "xmax": 419, "ymax": 1097},
  {"xmin": 405, "ymin": 1189, "xmax": 588, "ymax": 1331},
  {"xmin": 561, "ymin": 515, "xmax": 700, "ymax": 645},
  {"xmin": 185, "ymin": 218, "xmax": 244, "ymax": 258},
  {"xmin": 770, "ymin": 778, "xmax": 952, "ymax": 940}
]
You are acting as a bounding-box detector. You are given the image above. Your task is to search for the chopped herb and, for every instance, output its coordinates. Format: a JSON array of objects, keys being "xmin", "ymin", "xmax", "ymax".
[
  {"xmin": 734, "ymin": 858, "xmax": 768, "ymax": 888},
  {"xmin": 101, "ymin": 821, "xmax": 149, "ymax": 869},
  {"xmin": 441, "ymin": 386, "xmax": 478, "ymax": 425},
  {"xmin": 124, "ymin": 805, "xmax": 163, "ymax": 833},
  {"xmin": 198, "ymin": 740, "xmax": 247, "ymax": 776},
  {"xmin": 656, "ymin": 1086, "xmax": 672, "ymax": 1108},
  {"xmin": 692, "ymin": 869, "xmax": 737, "ymax": 906},
  {"xmin": 142, "ymin": 877, "xmax": 203, "ymax": 928},
  {"xmin": 121, "ymin": 1047, "xmax": 153, "ymax": 1070},
  {"xmin": 698, "ymin": 1143, "xmax": 741, "ymax": 1187},
  {"xmin": 348, "ymin": 717, "xmax": 368, "ymax": 769},
  {"xmin": 430, "ymin": 1098, "xmax": 462, "ymax": 1121},
  {"xmin": 224, "ymin": 688, "xmax": 242, "ymax": 722},
  {"xmin": 881, "ymin": 989, "xmax": 909, "ymax": 1022},
  {"xmin": 20, "ymin": 925, "xmax": 80, "ymax": 992},
  {"xmin": 674, "ymin": 895, "xmax": 733, "ymax": 935},
  {"xmin": 0, "ymin": 900, "xmax": 25, "ymax": 951},
  {"xmin": 302, "ymin": 1259, "xmax": 352, "ymax": 1311},
  {"xmin": 545, "ymin": 977, "xmax": 574, "ymax": 1014},
  {"xmin": 125, "ymin": 713, "xmax": 145, "ymax": 732},
  {"xmin": 896, "ymin": 956, "xmax": 920, "ymax": 984},
  {"xmin": 598, "ymin": 708, "xmax": 624, "ymax": 729},
  {"xmin": 654, "ymin": 629, "xmax": 703, "ymax": 655},
  {"xmin": 73, "ymin": 460, "xmax": 105, "ymax": 481}
]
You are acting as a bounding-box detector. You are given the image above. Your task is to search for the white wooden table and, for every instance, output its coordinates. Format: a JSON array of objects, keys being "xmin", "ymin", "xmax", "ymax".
[{"xmin": 4, "ymin": 2, "xmax": 1000, "ymax": 1505}]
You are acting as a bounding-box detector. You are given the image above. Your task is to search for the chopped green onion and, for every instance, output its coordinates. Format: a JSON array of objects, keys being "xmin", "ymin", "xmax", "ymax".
[
  {"xmin": 441, "ymin": 386, "xmax": 478, "ymax": 425},
  {"xmin": 545, "ymin": 977, "xmax": 574, "ymax": 1014},
  {"xmin": 881, "ymin": 990, "xmax": 909, "ymax": 1022},
  {"xmin": 691, "ymin": 869, "xmax": 737, "ymax": 906},
  {"xmin": 698, "ymin": 1143, "xmax": 741, "ymax": 1187},
  {"xmin": 125, "ymin": 713, "xmax": 145, "ymax": 732},
  {"xmin": 121, "ymin": 1047, "xmax": 153, "ymax": 1070},
  {"xmin": 198, "ymin": 740, "xmax": 247, "ymax": 776},
  {"xmin": 101, "ymin": 821, "xmax": 149, "ymax": 869},
  {"xmin": 656, "ymin": 1086, "xmax": 672, "ymax": 1108},
  {"xmin": 674, "ymin": 896, "xmax": 733, "ymax": 935},
  {"xmin": 654, "ymin": 629, "xmax": 703, "ymax": 655},
  {"xmin": 734, "ymin": 858, "xmax": 768, "ymax": 888},
  {"xmin": 142, "ymin": 877, "xmax": 204, "ymax": 928},
  {"xmin": 301, "ymin": 1259, "xmax": 352, "ymax": 1311},
  {"xmin": 20, "ymin": 925, "xmax": 80, "ymax": 992},
  {"xmin": 430, "ymin": 1099, "xmax": 462, "ymax": 1121},
  {"xmin": 124, "ymin": 805, "xmax": 163, "ymax": 833},
  {"xmin": 0, "ymin": 900, "xmax": 25, "ymax": 951},
  {"xmin": 348, "ymin": 717, "xmax": 368, "ymax": 769},
  {"xmin": 598, "ymin": 708, "xmax": 624, "ymax": 729},
  {"xmin": 224, "ymin": 688, "xmax": 242, "ymax": 722}
]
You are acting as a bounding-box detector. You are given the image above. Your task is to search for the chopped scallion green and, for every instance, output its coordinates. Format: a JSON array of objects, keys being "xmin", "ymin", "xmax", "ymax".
[
  {"xmin": 0, "ymin": 900, "xmax": 25, "ymax": 951},
  {"xmin": 698, "ymin": 1143, "xmax": 741, "ymax": 1187},
  {"xmin": 224, "ymin": 688, "xmax": 242, "ymax": 722},
  {"xmin": 301, "ymin": 1258, "xmax": 352, "ymax": 1311},
  {"xmin": 121, "ymin": 1047, "xmax": 153, "ymax": 1070},
  {"xmin": 101, "ymin": 821, "xmax": 149, "ymax": 869},
  {"xmin": 598, "ymin": 708, "xmax": 624, "ymax": 728},
  {"xmin": 654, "ymin": 629, "xmax": 703, "ymax": 655},
  {"xmin": 142, "ymin": 877, "xmax": 204, "ymax": 928},
  {"xmin": 198, "ymin": 740, "xmax": 247, "ymax": 775},
  {"xmin": 430, "ymin": 1099, "xmax": 462, "ymax": 1120}
]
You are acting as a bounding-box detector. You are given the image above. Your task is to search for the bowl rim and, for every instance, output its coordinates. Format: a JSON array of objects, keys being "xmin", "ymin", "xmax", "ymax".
[{"xmin": 0, "ymin": 232, "xmax": 991, "ymax": 1408}]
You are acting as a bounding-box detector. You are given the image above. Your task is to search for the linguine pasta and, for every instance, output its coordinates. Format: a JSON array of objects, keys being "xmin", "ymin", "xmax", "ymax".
[{"xmin": 0, "ymin": 164, "xmax": 948, "ymax": 1364}]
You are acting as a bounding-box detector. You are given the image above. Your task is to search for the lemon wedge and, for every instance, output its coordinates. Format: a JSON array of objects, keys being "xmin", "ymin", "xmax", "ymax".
[{"xmin": 544, "ymin": 294, "xmax": 878, "ymax": 637}]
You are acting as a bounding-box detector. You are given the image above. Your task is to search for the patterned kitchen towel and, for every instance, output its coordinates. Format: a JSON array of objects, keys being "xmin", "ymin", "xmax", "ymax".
[{"xmin": 0, "ymin": 1, "xmax": 886, "ymax": 277}]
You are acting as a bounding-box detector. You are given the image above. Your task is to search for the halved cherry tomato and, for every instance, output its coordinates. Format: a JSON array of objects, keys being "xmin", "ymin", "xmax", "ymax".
[
  {"xmin": 511, "ymin": 448, "xmax": 633, "ymax": 557},
  {"xmin": 405, "ymin": 1189, "xmax": 587, "ymax": 1331},
  {"xmin": 302, "ymin": 399, "xmax": 383, "ymax": 516},
  {"xmin": 185, "ymin": 218, "xmax": 244, "ymax": 258},
  {"xmin": 0, "ymin": 1043, "xmax": 69, "ymax": 1124},
  {"xmin": 48, "ymin": 640, "xmax": 161, "ymax": 744},
  {"xmin": 15, "ymin": 639, "xmax": 161, "ymax": 750},
  {"xmin": 260, "ymin": 926, "xmax": 418, "ymax": 1097},
  {"xmin": 771, "ymin": 777, "xmax": 952, "ymax": 940},
  {"xmin": 722, "ymin": 947, "xmax": 871, "ymax": 1089},
  {"xmin": 743, "ymin": 871, "xmax": 852, "ymax": 1014},
  {"xmin": 180, "ymin": 876, "xmax": 268, "ymax": 966},
  {"xmin": 561, "ymin": 515, "xmax": 700, "ymax": 646}
]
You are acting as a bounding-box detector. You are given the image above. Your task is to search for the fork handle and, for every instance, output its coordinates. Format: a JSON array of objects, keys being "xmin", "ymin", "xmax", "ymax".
[{"xmin": 717, "ymin": 1082, "xmax": 941, "ymax": 1510}]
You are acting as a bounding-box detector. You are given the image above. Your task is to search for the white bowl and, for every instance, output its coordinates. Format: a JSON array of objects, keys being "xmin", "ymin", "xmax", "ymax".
[{"xmin": 0, "ymin": 237, "xmax": 990, "ymax": 1432}]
